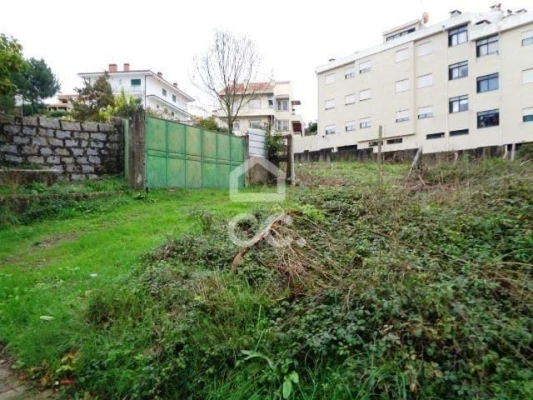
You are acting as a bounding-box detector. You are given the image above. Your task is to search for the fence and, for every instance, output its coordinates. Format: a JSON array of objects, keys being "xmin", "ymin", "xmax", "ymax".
[{"xmin": 127, "ymin": 113, "xmax": 245, "ymax": 189}]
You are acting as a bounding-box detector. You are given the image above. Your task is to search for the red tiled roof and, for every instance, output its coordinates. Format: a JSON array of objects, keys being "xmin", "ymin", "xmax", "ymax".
[{"xmin": 219, "ymin": 82, "xmax": 274, "ymax": 95}]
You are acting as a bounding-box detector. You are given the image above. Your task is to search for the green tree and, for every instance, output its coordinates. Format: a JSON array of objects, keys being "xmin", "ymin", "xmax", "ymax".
[
  {"xmin": 98, "ymin": 89, "xmax": 142, "ymax": 121},
  {"xmin": 196, "ymin": 116, "xmax": 224, "ymax": 132},
  {"xmin": 0, "ymin": 94, "xmax": 15, "ymax": 114},
  {"xmin": 71, "ymin": 74, "xmax": 115, "ymax": 121},
  {"xmin": 0, "ymin": 34, "xmax": 25, "ymax": 113},
  {"xmin": 306, "ymin": 121, "xmax": 317, "ymax": 135},
  {"xmin": 0, "ymin": 34, "xmax": 24, "ymax": 97},
  {"xmin": 14, "ymin": 58, "xmax": 60, "ymax": 113}
]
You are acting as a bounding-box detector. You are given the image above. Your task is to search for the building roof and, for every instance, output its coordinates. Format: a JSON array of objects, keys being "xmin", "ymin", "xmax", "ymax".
[
  {"xmin": 219, "ymin": 82, "xmax": 275, "ymax": 95},
  {"xmin": 316, "ymin": 9, "xmax": 533, "ymax": 74},
  {"xmin": 78, "ymin": 69, "xmax": 195, "ymax": 102}
]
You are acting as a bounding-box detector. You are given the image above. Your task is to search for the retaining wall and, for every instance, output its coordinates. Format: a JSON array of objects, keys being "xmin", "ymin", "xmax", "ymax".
[{"xmin": 0, "ymin": 115, "xmax": 123, "ymax": 181}]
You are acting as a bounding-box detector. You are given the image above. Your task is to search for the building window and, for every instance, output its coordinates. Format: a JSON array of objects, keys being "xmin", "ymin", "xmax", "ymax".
[
  {"xmin": 449, "ymin": 61, "xmax": 468, "ymax": 80},
  {"xmin": 386, "ymin": 27, "xmax": 415, "ymax": 42},
  {"xmin": 523, "ymin": 30, "xmax": 533, "ymax": 46},
  {"xmin": 162, "ymin": 89, "xmax": 167, "ymax": 97},
  {"xmin": 277, "ymin": 99, "xmax": 289, "ymax": 111},
  {"xmin": 360, "ymin": 118, "xmax": 372, "ymax": 129},
  {"xmin": 477, "ymin": 73, "xmax": 499, "ymax": 93},
  {"xmin": 476, "ymin": 35, "xmax": 499, "ymax": 57},
  {"xmin": 417, "ymin": 42, "xmax": 433, "ymax": 57},
  {"xmin": 359, "ymin": 89, "xmax": 371, "ymax": 101},
  {"xmin": 417, "ymin": 73, "xmax": 433, "ymax": 88},
  {"xmin": 325, "ymin": 99, "xmax": 335, "ymax": 110},
  {"xmin": 268, "ymin": 99, "xmax": 274, "ymax": 108},
  {"xmin": 450, "ymin": 129, "xmax": 469, "ymax": 136},
  {"xmin": 369, "ymin": 140, "xmax": 383, "ymax": 147},
  {"xmin": 523, "ymin": 68, "xmax": 533, "ymax": 84},
  {"xmin": 359, "ymin": 61, "xmax": 371, "ymax": 74},
  {"xmin": 345, "ymin": 67, "xmax": 355, "ymax": 79},
  {"xmin": 172, "ymin": 94, "xmax": 177, "ymax": 103},
  {"xmin": 131, "ymin": 79, "xmax": 141, "ymax": 86},
  {"xmin": 449, "ymin": 95, "xmax": 468, "ymax": 113},
  {"xmin": 345, "ymin": 121, "xmax": 357, "ymax": 132},
  {"xmin": 396, "ymin": 110, "xmax": 410, "ymax": 123},
  {"xmin": 250, "ymin": 120, "xmax": 262, "ymax": 129},
  {"xmin": 395, "ymin": 48, "xmax": 409, "ymax": 63},
  {"xmin": 449, "ymin": 25, "xmax": 468, "ymax": 47},
  {"xmin": 523, "ymin": 107, "xmax": 533, "ymax": 122},
  {"xmin": 477, "ymin": 109, "xmax": 500, "ymax": 128},
  {"xmin": 427, "ymin": 132, "xmax": 444, "ymax": 140},
  {"xmin": 275, "ymin": 120, "xmax": 289, "ymax": 131},
  {"xmin": 325, "ymin": 73, "xmax": 335, "ymax": 85},
  {"xmin": 418, "ymin": 106, "xmax": 433, "ymax": 119},
  {"xmin": 249, "ymin": 99, "xmax": 261, "ymax": 109},
  {"xmin": 233, "ymin": 121, "xmax": 240, "ymax": 131},
  {"xmin": 395, "ymin": 79, "xmax": 409, "ymax": 93},
  {"xmin": 325, "ymin": 124, "xmax": 336, "ymax": 135},
  {"xmin": 387, "ymin": 138, "xmax": 403, "ymax": 144},
  {"xmin": 345, "ymin": 94, "xmax": 356, "ymax": 105}
]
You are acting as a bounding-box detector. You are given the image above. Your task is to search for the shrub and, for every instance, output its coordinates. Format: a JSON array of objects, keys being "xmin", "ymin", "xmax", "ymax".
[{"xmin": 64, "ymin": 164, "xmax": 533, "ymax": 399}]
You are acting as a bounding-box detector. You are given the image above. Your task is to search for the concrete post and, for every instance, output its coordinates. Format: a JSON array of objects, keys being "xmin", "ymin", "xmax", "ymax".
[
  {"xmin": 129, "ymin": 110, "xmax": 146, "ymax": 190},
  {"xmin": 377, "ymin": 125, "xmax": 383, "ymax": 187},
  {"xmin": 286, "ymin": 135, "xmax": 295, "ymax": 184},
  {"xmin": 243, "ymin": 134, "xmax": 250, "ymax": 187}
]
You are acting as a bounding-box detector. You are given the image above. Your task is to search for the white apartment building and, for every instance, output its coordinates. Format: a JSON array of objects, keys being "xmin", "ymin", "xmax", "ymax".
[
  {"xmin": 78, "ymin": 63, "xmax": 194, "ymax": 121},
  {"xmin": 312, "ymin": 6, "xmax": 533, "ymax": 155},
  {"xmin": 214, "ymin": 81, "xmax": 305, "ymax": 135}
]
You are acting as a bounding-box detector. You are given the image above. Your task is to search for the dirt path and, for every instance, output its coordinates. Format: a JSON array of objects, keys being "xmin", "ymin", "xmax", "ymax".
[{"xmin": 0, "ymin": 359, "xmax": 55, "ymax": 400}]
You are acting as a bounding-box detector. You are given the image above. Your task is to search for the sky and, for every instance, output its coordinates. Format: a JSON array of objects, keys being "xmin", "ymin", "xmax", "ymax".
[{"xmin": 2, "ymin": 0, "xmax": 528, "ymax": 122}]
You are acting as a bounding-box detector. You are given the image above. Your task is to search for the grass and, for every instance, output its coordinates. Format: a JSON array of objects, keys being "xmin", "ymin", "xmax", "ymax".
[
  {"xmin": 1, "ymin": 160, "xmax": 532, "ymax": 399},
  {"xmin": 295, "ymin": 161, "xmax": 408, "ymax": 187},
  {"xmin": 0, "ymin": 188, "xmax": 262, "ymax": 373},
  {"xmin": 0, "ymin": 176, "xmax": 127, "ymax": 196}
]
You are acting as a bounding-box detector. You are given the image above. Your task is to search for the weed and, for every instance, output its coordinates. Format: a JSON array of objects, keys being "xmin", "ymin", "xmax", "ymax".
[{"xmin": 1, "ymin": 161, "xmax": 532, "ymax": 399}]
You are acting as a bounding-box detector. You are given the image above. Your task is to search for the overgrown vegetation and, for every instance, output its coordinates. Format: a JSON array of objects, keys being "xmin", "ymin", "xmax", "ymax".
[
  {"xmin": 0, "ymin": 177, "xmax": 129, "ymax": 226},
  {"xmin": 1, "ymin": 160, "xmax": 532, "ymax": 399}
]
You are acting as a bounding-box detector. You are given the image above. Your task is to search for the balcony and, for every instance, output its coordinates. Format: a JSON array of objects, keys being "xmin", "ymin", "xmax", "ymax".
[{"xmin": 238, "ymin": 107, "xmax": 276, "ymax": 117}]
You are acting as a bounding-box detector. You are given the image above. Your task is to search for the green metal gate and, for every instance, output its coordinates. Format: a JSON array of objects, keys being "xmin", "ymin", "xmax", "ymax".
[{"xmin": 144, "ymin": 117, "xmax": 245, "ymax": 189}]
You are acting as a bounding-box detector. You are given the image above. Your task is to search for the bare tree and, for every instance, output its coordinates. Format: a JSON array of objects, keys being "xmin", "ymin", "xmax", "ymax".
[{"xmin": 192, "ymin": 30, "xmax": 272, "ymax": 135}]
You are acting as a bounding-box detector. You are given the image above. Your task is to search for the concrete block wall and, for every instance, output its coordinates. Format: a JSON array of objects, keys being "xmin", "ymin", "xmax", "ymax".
[{"xmin": 0, "ymin": 115, "xmax": 124, "ymax": 181}]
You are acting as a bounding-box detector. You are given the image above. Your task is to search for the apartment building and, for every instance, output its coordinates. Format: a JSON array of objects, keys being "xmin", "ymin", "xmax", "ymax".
[
  {"xmin": 78, "ymin": 63, "xmax": 194, "ymax": 121},
  {"xmin": 314, "ymin": 6, "xmax": 533, "ymax": 155},
  {"xmin": 214, "ymin": 81, "xmax": 305, "ymax": 135}
]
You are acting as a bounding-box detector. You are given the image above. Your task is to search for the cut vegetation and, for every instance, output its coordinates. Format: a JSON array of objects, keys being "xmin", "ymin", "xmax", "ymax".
[{"xmin": 1, "ymin": 160, "xmax": 532, "ymax": 399}]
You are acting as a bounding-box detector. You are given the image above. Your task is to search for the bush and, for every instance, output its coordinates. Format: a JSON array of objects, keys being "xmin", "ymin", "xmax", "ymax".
[
  {"xmin": 517, "ymin": 143, "xmax": 533, "ymax": 161},
  {"xmin": 46, "ymin": 110, "xmax": 68, "ymax": 118},
  {"xmin": 63, "ymin": 162, "xmax": 533, "ymax": 399}
]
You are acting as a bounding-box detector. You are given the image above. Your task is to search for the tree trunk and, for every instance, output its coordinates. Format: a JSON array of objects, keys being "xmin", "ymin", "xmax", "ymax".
[{"xmin": 227, "ymin": 115, "xmax": 232, "ymax": 135}]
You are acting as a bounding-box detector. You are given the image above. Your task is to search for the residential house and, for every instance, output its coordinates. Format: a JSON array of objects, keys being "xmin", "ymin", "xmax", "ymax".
[
  {"xmin": 78, "ymin": 63, "xmax": 194, "ymax": 121},
  {"xmin": 312, "ymin": 6, "xmax": 533, "ymax": 155},
  {"xmin": 214, "ymin": 81, "xmax": 305, "ymax": 135},
  {"xmin": 45, "ymin": 94, "xmax": 78, "ymax": 112}
]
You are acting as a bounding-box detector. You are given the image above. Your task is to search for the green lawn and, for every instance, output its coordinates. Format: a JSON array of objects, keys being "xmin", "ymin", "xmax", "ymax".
[{"xmin": 0, "ymin": 189, "xmax": 260, "ymax": 369}]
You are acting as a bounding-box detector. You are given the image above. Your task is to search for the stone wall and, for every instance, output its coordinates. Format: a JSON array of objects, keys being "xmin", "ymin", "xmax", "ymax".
[{"xmin": 0, "ymin": 115, "xmax": 123, "ymax": 181}]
